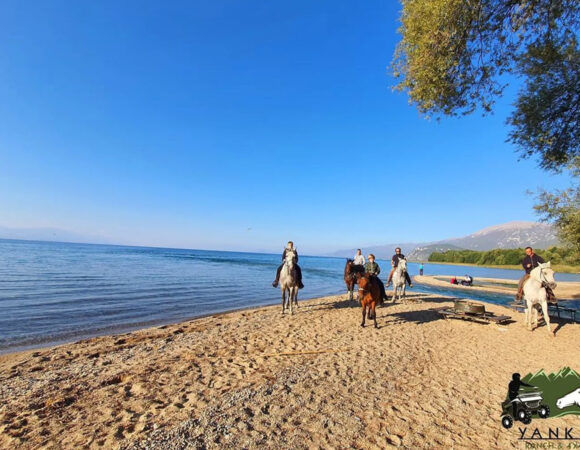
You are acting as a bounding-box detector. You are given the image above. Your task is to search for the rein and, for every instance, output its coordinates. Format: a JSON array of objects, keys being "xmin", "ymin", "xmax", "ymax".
[{"xmin": 533, "ymin": 267, "xmax": 553, "ymax": 289}]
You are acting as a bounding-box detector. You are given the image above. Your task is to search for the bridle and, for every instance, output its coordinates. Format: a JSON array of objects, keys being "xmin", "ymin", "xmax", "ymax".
[
  {"xmin": 538, "ymin": 267, "xmax": 552, "ymax": 289},
  {"xmin": 284, "ymin": 253, "xmax": 296, "ymax": 269},
  {"xmin": 357, "ymin": 275, "xmax": 370, "ymax": 294}
]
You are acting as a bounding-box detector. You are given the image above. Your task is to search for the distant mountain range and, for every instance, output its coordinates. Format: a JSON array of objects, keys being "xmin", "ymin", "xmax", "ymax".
[
  {"xmin": 0, "ymin": 226, "xmax": 111, "ymax": 245},
  {"xmin": 330, "ymin": 221, "xmax": 560, "ymax": 260}
]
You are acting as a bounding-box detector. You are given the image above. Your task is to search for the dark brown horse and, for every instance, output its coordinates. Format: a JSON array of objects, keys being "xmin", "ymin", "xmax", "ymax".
[
  {"xmin": 344, "ymin": 259, "xmax": 365, "ymax": 301},
  {"xmin": 356, "ymin": 273, "xmax": 381, "ymax": 328}
]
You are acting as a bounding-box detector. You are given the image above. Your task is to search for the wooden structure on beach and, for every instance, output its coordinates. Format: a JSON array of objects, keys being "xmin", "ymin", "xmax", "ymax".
[{"xmin": 435, "ymin": 300, "xmax": 511, "ymax": 325}]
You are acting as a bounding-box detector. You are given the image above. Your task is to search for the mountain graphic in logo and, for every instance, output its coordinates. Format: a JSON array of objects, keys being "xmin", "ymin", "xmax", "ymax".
[{"xmin": 521, "ymin": 367, "xmax": 580, "ymax": 419}]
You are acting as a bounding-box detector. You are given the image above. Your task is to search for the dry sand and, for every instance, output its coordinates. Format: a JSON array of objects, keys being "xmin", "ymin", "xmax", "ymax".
[
  {"xmin": 2, "ymin": 293, "xmax": 580, "ymax": 449},
  {"xmin": 416, "ymin": 275, "xmax": 580, "ymax": 300}
]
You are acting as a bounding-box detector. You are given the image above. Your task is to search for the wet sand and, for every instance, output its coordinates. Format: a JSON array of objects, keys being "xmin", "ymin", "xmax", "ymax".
[{"xmin": 1, "ymin": 293, "xmax": 580, "ymax": 449}]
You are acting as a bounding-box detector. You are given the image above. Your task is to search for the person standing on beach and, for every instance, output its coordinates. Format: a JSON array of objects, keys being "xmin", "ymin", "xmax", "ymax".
[
  {"xmin": 386, "ymin": 248, "xmax": 413, "ymax": 288},
  {"xmin": 515, "ymin": 247, "xmax": 545, "ymax": 301},
  {"xmin": 353, "ymin": 249, "xmax": 365, "ymax": 266},
  {"xmin": 272, "ymin": 241, "xmax": 304, "ymax": 289},
  {"xmin": 419, "ymin": 262, "xmax": 424, "ymax": 276},
  {"xmin": 364, "ymin": 254, "xmax": 387, "ymax": 302}
]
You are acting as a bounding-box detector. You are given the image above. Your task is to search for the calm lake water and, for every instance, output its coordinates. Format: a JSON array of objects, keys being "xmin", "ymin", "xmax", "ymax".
[{"xmin": 1, "ymin": 239, "xmax": 579, "ymax": 354}]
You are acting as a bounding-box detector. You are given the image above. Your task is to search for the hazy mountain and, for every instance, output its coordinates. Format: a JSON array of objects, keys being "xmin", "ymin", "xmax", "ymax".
[
  {"xmin": 0, "ymin": 226, "xmax": 112, "ymax": 245},
  {"xmin": 442, "ymin": 221, "xmax": 559, "ymax": 251},
  {"xmin": 329, "ymin": 221, "xmax": 559, "ymax": 260}
]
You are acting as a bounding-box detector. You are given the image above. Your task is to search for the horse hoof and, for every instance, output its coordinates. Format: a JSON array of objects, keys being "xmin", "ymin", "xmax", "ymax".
[{"xmin": 360, "ymin": 323, "xmax": 364, "ymax": 327}]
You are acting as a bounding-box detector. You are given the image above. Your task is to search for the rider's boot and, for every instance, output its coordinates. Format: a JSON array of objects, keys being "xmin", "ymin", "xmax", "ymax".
[
  {"xmin": 386, "ymin": 269, "xmax": 394, "ymax": 287},
  {"xmin": 273, "ymin": 265, "xmax": 283, "ymax": 288}
]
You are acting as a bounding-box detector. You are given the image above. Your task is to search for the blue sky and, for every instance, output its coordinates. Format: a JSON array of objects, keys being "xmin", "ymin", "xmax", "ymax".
[{"xmin": 0, "ymin": 1, "xmax": 573, "ymax": 254}]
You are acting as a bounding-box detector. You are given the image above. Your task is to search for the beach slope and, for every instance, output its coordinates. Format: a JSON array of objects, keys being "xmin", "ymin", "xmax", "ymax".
[{"xmin": 1, "ymin": 294, "xmax": 580, "ymax": 449}]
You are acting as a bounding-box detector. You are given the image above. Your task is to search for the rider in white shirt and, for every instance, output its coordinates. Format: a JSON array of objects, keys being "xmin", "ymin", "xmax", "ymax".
[{"xmin": 353, "ymin": 249, "xmax": 365, "ymax": 266}]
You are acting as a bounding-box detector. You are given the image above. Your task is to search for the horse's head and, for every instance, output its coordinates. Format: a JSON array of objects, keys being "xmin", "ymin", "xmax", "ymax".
[
  {"xmin": 398, "ymin": 259, "xmax": 407, "ymax": 272},
  {"xmin": 284, "ymin": 250, "xmax": 297, "ymax": 267},
  {"xmin": 556, "ymin": 388, "xmax": 580, "ymax": 409},
  {"xmin": 533, "ymin": 262, "xmax": 557, "ymax": 290},
  {"xmin": 357, "ymin": 273, "xmax": 371, "ymax": 291}
]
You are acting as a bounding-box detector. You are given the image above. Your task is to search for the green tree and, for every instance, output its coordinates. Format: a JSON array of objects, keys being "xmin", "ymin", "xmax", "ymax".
[
  {"xmin": 393, "ymin": 0, "xmax": 579, "ymax": 256},
  {"xmin": 534, "ymin": 158, "xmax": 580, "ymax": 253},
  {"xmin": 392, "ymin": 0, "xmax": 580, "ymax": 170}
]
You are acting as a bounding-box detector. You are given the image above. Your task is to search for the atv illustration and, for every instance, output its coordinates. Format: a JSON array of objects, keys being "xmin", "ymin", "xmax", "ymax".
[{"xmin": 501, "ymin": 386, "xmax": 550, "ymax": 428}]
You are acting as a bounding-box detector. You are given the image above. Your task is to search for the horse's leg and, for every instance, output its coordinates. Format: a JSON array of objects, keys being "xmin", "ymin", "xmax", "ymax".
[
  {"xmin": 294, "ymin": 288, "xmax": 298, "ymax": 308},
  {"xmin": 281, "ymin": 288, "xmax": 286, "ymax": 314},
  {"xmin": 361, "ymin": 304, "xmax": 366, "ymax": 327},
  {"xmin": 525, "ymin": 301, "xmax": 533, "ymax": 331},
  {"xmin": 540, "ymin": 299, "xmax": 553, "ymax": 336},
  {"xmin": 372, "ymin": 303, "xmax": 378, "ymax": 328}
]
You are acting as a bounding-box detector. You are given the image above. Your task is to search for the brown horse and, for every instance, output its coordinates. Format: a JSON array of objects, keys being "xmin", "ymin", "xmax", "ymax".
[
  {"xmin": 356, "ymin": 273, "xmax": 381, "ymax": 328},
  {"xmin": 344, "ymin": 259, "xmax": 365, "ymax": 301}
]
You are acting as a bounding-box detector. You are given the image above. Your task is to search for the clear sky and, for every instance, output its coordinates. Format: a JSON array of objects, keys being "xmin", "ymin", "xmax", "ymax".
[{"xmin": 0, "ymin": 1, "xmax": 573, "ymax": 254}]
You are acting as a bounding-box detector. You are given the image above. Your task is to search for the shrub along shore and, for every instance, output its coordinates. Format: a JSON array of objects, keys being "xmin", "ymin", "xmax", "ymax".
[{"xmin": 428, "ymin": 247, "xmax": 580, "ymax": 273}]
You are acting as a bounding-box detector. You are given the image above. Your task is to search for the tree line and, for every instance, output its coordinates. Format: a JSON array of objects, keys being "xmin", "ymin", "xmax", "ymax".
[{"xmin": 428, "ymin": 247, "xmax": 580, "ymax": 267}]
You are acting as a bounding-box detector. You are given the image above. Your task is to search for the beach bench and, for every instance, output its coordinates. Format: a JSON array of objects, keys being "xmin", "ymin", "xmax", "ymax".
[
  {"xmin": 509, "ymin": 302, "xmax": 577, "ymax": 323},
  {"xmin": 435, "ymin": 300, "xmax": 511, "ymax": 325}
]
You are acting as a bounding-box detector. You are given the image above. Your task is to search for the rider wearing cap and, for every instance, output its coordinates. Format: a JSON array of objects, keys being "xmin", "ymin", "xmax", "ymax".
[
  {"xmin": 386, "ymin": 247, "xmax": 413, "ymax": 288},
  {"xmin": 364, "ymin": 254, "xmax": 388, "ymax": 303}
]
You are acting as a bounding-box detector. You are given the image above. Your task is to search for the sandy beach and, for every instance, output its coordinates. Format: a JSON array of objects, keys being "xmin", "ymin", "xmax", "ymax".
[
  {"xmin": 2, "ymin": 293, "xmax": 580, "ymax": 449},
  {"xmin": 415, "ymin": 275, "xmax": 580, "ymax": 300}
]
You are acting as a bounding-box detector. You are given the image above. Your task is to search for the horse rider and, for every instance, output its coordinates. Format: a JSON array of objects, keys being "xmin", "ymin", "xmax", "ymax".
[
  {"xmin": 508, "ymin": 373, "xmax": 534, "ymax": 418},
  {"xmin": 515, "ymin": 246, "xmax": 545, "ymax": 302},
  {"xmin": 386, "ymin": 247, "xmax": 413, "ymax": 288},
  {"xmin": 353, "ymin": 249, "xmax": 365, "ymax": 266},
  {"xmin": 272, "ymin": 241, "xmax": 304, "ymax": 289},
  {"xmin": 364, "ymin": 254, "xmax": 388, "ymax": 302}
]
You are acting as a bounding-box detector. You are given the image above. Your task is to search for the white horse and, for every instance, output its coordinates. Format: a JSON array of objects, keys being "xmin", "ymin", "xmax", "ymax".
[
  {"xmin": 392, "ymin": 259, "xmax": 408, "ymax": 302},
  {"xmin": 523, "ymin": 262, "xmax": 557, "ymax": 336},
  {"xmin": 557, "ymin": 388, "xmax": 580, "ymax": 409},
  {"xmin": 280, "ymin": 250, "xmax": 299, "ymax": 315}
]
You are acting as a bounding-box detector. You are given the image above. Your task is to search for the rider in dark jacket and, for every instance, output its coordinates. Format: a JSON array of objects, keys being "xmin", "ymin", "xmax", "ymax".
[
  {"xmin": 386, "ymin": 248, "xmax": 413, "ymax": 287},
  {"xmin": 515, "ymin": 247, "xmax": 545, "ymax": 301},
  {"xmin": 272, "ymin": 241, "xmax": 304, "ymax": 289}
]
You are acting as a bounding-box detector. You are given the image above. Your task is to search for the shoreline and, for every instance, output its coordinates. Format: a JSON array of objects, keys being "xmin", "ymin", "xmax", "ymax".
[
  {"xmin": 414, "ymin": 274, "xmax": 580, "ymax": 300},
  {"xmin": 2, "ymin": 293, "xmax": 580, "ymax": 448},
  {"xmin": 0, "ymin": 300, "xmax": 289, "ymax": 357}
]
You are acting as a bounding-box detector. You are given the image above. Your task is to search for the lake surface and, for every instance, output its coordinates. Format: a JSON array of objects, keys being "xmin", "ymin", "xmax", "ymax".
[{"xmin": 1, "ymin": 239, "xmax": 579, "ymax": 354}]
